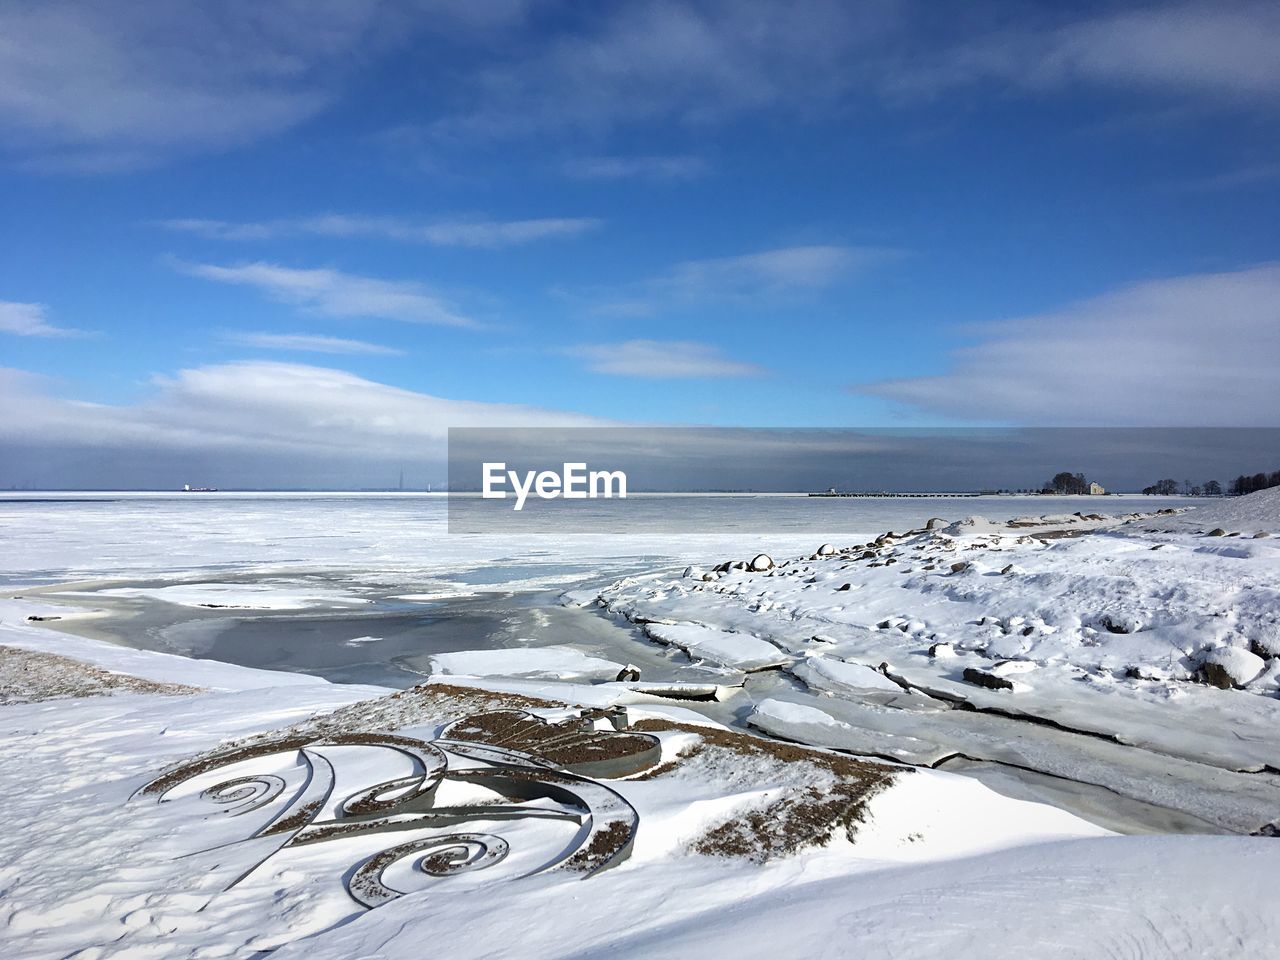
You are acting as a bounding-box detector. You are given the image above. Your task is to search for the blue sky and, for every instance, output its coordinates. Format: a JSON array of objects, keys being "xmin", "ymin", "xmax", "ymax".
[{"xmin": 1, "ymin": 1, "xmax": 1279, "ymax": 486}]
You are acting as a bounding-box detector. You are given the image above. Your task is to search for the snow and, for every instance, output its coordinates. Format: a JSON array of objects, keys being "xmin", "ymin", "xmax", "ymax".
[
  {"xmin": 90, "ymin": 581, "xmax": 371, "ymax": 609},
  {"xmin": 599, "ymin": 505, "xmax": 1280, "ymax": 832},
  {"xmin": 642, "ymin": 622, "xmax": 790, "ymax": 671},
  {"xmin": 790, "ymin": 655, "xmax": 906, "ymax": 694},
  {"xmin": 427, "ymin": 645, "xmax": 626, "ymax": 681},
  {"xmin": 4, "ymin": 492, "xmax": 1280, "ymax": 958},
  {"xmin": 9, "ymin": 621, "xmax": 1270, "ymax": 960},
  {"xmin": 1174, "ymin": 485, "xmax": 1280, "ymax": 533}
]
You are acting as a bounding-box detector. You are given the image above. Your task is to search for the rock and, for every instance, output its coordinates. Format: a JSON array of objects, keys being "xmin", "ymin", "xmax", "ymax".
[
  {"xmin": 1000, "ymin": 564, "xmax": 1014, "ymax": 574},
  {"xmin": 1197, "ymin": 647, "xmax": 1266, "ymax": 689},
  {"xmin": 1207, "ymin": 528, "xmax": 1227, "ymax": 537},
  {"xmin": 925, "ymin": 518, "xmax": 945, "ymax": 530},
  {"xmin": 682, "ymin": 565, "xmax": 699, "ymax": 578},
  {"xmin": 859, "ymin": 550, "xmax": 876, "ymax": 560},
  {"xmin": 614, "ymin": 665, "xmax": 642, "ymax": 682},
  {"xmin": 950, "ymin": 561, "xmax": 970, "ymax": 574},
  {"xmin": 928, "ymin": 642, "xmax": 956, "ymax": 658},
  {"xmin": 749, "ymin": 554, "xmax": 774, "ymax": 572},
  {"xmin": 26, "ymin": 614, "xmax": 62, "ymax": 622},
  {"xmin": 1098, "ymin": 614, "xmax": 1139, "ymax": 635},
  {"xmin": 1254, "ymin": 532, "xmax": 1271, "ymax": 539},
  {"xmin": 816, "ymin": 543, "xmax": 835, "ymax": 556},
  {"xmin": 962, "ymin": 667, "xmax": 1014, "ymax": 691},
  {"xmin": 731, "ymin": 560, "xmax": 749, "ymax": 571},
  {"xmin": 1249, "ymin": 624, "xmax": 1280, "ymax": 658},
  {"xmin": 836, "ymin": 583, "xmax": 852, "ymax": 592}
]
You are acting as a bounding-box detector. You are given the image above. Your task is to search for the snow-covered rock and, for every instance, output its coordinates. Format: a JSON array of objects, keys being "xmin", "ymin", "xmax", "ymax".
[{"xmin": 1197, "ymin": 647, "xmax": 1267, "ymax": 689}]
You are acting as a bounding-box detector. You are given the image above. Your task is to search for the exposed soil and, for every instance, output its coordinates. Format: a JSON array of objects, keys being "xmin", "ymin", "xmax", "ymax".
[{"xmin": 0, "ymin": 645, "xmax": 199, "ymax": 705}]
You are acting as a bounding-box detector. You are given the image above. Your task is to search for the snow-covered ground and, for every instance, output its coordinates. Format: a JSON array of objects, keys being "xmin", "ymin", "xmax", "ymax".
[
  {"xmin": 596, "ymin": 490, "xmax": 1280, "ymax": 834},
  {"xmin": 2, "ymin": 490, "xmax": 1278, "ymax": 958}
]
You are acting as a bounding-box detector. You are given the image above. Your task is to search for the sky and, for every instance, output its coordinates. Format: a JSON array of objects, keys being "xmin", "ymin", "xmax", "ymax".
[{"xmin": 1, "ymin": 1, "xmax": 1279, "ymax": 488}]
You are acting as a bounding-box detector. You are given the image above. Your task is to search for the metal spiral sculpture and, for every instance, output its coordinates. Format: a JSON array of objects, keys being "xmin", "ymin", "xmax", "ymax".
[{"xmin": 134, "ymin": 709, "xmax": 662, "ymax": 909}]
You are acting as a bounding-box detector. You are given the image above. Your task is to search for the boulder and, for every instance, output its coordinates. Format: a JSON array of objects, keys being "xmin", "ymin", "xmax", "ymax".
[
  {"xmin": 749, "ymin": 554, "xmax": 775, "ymax": 572},
  {"xmin": 816, "ymin": 543, "xmax": 836, "ymax": 556},
  {"xmin": 962, "ymin": 667, "xmax": 1014, "ymax": 691},
  {"xmin": 1249, "ymin": 623, "xmax": 1280, "ymax": 658},
  {"xmin": 950, "ymin": 561, "xmax": 970, "ymax": 574},
  {"xmin": 1198, "ymin": 647, "xmax": 1266, "ymax": 689},
  {"xmin": 1207, "ymin": 528, "xmax": 1227, "ymax": 537}
]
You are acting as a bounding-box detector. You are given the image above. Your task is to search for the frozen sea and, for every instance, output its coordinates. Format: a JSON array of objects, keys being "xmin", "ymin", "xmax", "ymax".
[{"xmin": 2, "ymin": 491, "xmax": 1196, "ymax": 686}]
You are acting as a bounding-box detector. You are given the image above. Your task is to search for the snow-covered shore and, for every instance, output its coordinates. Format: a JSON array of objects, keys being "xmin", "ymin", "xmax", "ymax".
[
  {"xmin": 3, "ymin": 490, "xmax": 1280, "ymax": 958},
  {"xmin": 3, "ymin": 604, "xmax": 1276, "ymax": 960},
  {"xmin": 595, "ymin": 490, "xmax": 1280, "ymax": 835}
]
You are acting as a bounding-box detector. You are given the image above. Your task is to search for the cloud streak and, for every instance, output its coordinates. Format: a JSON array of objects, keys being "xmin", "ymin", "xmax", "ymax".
[
  {"xmin": 0, "ymin": 301, "xmax": 85, "ymax": 337},
  {"xmin": 885, "ymin": 2, "xmax": 1280, "ymax": 105},
  {"xmin": 575, "ymin": 244, "xmax": 896, "ymax": 316},
  {"xmin": 0, "ymin": 361, "xmax": 606, "ymax": 487},
  {"xmin": 854, "ymin": 263, "xmax": 1280, "ymax": 426},
  {"xmin": 176, "ymin": 260, "xmax": 478, "ymax": 328},
  {"xmin": 158, "ymin": 214, "xmax": 602, "ymax": 248},
  {"xmin": 567, "ymin": 340, "xmax": 766, "ymax": 379},
  {"xmin": 0, "ymin": 1, "xmax": 537, "ymax": 171},
  {"xmin": 562, "ymin": 154, "xmax": 708, "ymax": 181},
  {"xmin": 223, "ymin": 332, "xmax": 404, "ymax": 356}
]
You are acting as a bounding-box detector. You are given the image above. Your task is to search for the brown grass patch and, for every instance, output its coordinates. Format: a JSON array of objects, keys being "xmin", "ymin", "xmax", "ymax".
[
  {"xmin": 0, "ymin": 645, "xmax": 199, "ymax": 705},
  {"xmin": 630, "ymin": 719, "xmax": 897, "ymax": 861},
  {"xmin": 142, "ymin": 681, "xmax": 563, "ymax": 791}
]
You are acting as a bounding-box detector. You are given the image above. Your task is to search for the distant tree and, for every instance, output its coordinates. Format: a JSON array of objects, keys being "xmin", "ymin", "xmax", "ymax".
[
  {"xmin": 1203, "ymin": 479, "xmax": 1222, "ymax": 496},
  {"xmin": 1227, "ymin": 471, "xmax": 1280, "ymax": 495},
  {"xmin": 1190, "ymin": 485, "xmax": 1202, "ymax": 497},
  {"xmin": 1141, "ymin": 478, "xmax": 1179, "ymax": 496},
  {"xmin": 1045, "ymin": 471, "xmax": 1089, "ymax": 495}
]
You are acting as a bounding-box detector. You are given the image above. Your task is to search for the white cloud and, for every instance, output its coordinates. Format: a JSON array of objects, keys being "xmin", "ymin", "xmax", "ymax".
[
  {"xmin": 562, "ymin": 155, "xmax": 708, "ymax": 181},
  {"xmin": 0, "ymin": 361, "xmax": 605, "ymax": 485},
  {"xmin": 0, "ymin": 301, "xmax": 84, "ymax": 337},
  {"xmin": 855, "ymin": 263, "xmax": 1280, "ymax": 426},
  {"xmin": 0, "ymin": 1, "xmax": 540, "ymax": 171},
  {"xmin": 567, "ymin": 340, "xmax": 766, "ymax": 379},
  {"xmin": 887, "ymin": 2, "xmax": 1280, "ymax": 105},
  {"xmin": 157, "ymin": 215, "xmax": 602, "ymax": 248},
  {"xmin": 224, "ymin": 332, "xmax": 404, "ymax": 356},
  {"xmin": 576, "ymin": 245, "xmax": 895, "ymax": 316},
  {"xmin": 176, "ymin": 260, "xmax": 478, "ymax": 328},
  {"xmin": 426, "ymin": 0, "xmax": 904, "ymax": 143}
]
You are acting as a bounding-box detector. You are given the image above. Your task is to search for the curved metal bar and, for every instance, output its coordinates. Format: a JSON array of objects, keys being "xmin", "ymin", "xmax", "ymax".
[
  {"xmin": 347, "ymin": 833, "xmax": 510, "ymax": 909},
  {"xmin": 133, "ymin": 712, "xmax": 654, "ymax": 911}
]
